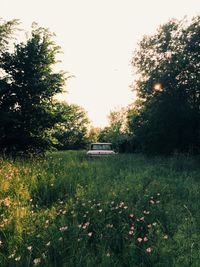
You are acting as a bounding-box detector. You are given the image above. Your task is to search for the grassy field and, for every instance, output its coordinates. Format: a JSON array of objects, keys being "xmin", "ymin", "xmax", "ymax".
[{"xmin": 0, "ymin": 151, "xmax": 200, "ymax": 266}]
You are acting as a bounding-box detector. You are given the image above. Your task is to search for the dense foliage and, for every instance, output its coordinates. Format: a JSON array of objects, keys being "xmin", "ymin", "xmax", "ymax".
[
  {"xmin": 0, "ymin": 22, "xmax": 66, "ymax": 154},
  {"xmin": 128, "ymin": 16, "xmax": 200, "ymax": 154},
  {"xmin": 99, "ymin": 107, "xmax": 132, "ymax": 152},
  {"xmin": 52, "ymin": 102, "xmax": 90, "ymax": 150}
]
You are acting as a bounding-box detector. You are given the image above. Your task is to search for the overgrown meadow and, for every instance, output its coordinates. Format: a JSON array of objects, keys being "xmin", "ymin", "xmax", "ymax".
[{"xmin": 0, "ymin": 151, "xmax": 200, "ymax": 267}]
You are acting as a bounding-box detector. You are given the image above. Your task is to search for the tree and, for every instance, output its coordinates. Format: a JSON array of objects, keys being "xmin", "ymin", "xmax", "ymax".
[
  {"xmin": 99, "ymin": 107, "xmax": 131, "ymax": 152},
  {"xmin": 0, "ymin": 19, "xmax": 19, "ymax": 51},
  {"xmin": 87, "ymin": 127, "xmax": 101, "ymax": 143},
  {"xmin": 129, "ymin": 16, "xmax": 200, "ymax": 154},
  {"xmin": 0, "ymin": 24, "xmax": 66, "ymax": 154},
  {"xmin": 52, "ymin": 102, "xmax": 90, "ymax": 150}
]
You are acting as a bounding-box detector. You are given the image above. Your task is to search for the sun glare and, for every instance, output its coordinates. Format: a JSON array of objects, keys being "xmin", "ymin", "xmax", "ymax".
[{"xmin": 154, "ymin": 83, "xmax": 162, "ymax": 92}]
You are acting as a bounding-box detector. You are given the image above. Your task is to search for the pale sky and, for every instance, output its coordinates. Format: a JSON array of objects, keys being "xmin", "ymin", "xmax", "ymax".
[{"xmin": 1, "ymin": 0, "xmax": 200, "ymax": 127}]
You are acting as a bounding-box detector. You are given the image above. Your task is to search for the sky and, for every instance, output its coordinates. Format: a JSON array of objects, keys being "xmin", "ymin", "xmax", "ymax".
[{"xmin": 1, "ymin": 0, "xmax": 200, "ymax": 127}]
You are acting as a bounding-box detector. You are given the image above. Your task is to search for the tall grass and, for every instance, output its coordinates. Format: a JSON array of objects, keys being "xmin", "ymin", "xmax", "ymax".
[{"xmin": 0, "ymin": 152, "xmax": 200, "ymax": 266}]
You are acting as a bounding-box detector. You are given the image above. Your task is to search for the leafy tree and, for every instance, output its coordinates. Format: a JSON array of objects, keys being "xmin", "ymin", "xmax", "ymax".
[
  {"xmin": 52, "ymin": 102, "xmax": 90, "ymax": 150},
  {"xmin": 129, "ymin": 16, "xmax": 200, "ymax": 154},
  {"xmin": 87, "ymin": 127, "xmax": 101, "ymax": 143},
  {"xmin": 99, "ymin": 107, "xmax": 131, "ymax": 152},
  {"xmin": 0, "ymin": 24, "xmax": 66, "ymax": 154},
  {"xmin": 0, "ymin": 19, "xmax": 19, "ymax": 50}
]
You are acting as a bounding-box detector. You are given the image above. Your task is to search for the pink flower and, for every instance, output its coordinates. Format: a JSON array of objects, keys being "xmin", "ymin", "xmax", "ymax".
[
  {"xmin": 129, "ymin": 230, "xmax": 134, "ymax": 235},
  {"xmin": 33, "ymin": 258, "xmax": 41, "ymax": 265},
  {"xmin": 143, "ymin": 210, "xmax": 150, "ymax": 214},
  {"xmin": 137, "ymin": 237, "xmax": 143, "ymax": 243},
  {"xmin": 146, "ymin": 247, "xmax": 152, "ymax": 253},
  {"xmin": 15, "ymin": 256, "xmax": 21, "ymax": 261}
]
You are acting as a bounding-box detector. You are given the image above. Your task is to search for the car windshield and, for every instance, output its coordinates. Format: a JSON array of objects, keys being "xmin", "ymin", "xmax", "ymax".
[{"xmin": 91, "ymin": 144, "xmax": 112, "ymax": 150}]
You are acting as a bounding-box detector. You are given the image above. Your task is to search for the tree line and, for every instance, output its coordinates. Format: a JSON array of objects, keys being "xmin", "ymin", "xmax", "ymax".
[
  {"xmin": 1, "ymin": 16, "xmax": 200, "ymax": 155},
  {"xmin": 92, "ymin": 16, "xmax": 200, "ymax": 155}
]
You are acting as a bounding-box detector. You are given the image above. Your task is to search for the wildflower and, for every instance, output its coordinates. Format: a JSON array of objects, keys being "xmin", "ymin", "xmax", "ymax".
[
  {"xmin": 156, "ymin": 201, "xmax": 160, "ymax": 204},
  {"xmin": 88, "ymin": 232, "xmax": 93, "ymax": 237},
  {"xmin": 146, "ymin": 247, "xmax": 152, "ymax": 253},
  {"xmin": 129, "ymin": 230, "xmax": 134, "ymax": 235},
  {"xmin": 140, "ymin": 217, "xmax": 145, "ymax": 221},
  {"xmin": 82, "ymin": 222, "xmax": 90, "ymax": 229},
  {"xmin": 8, "ymin": 253, "xmax": 15, "ymax": 259},
  {"xmin": 106, "ymin": 252, "xmax": 110, "ymax": 257},
  {"xmin": 27, "ymin": 246, "xmax": 32, "ymax": 251},
  {"xmin": 99, "ymin": 209, "xmax": 103, "ymax": 213},
  {"xmin": 46, "ymin": 241, "xmax": 51, "ymax": 247},
  {"xmin": 0, "ymin": 240, "xmax": 3, "ymax": 246},
  {"xmin": 150, "ymin": 200, "xmax": 155, "ymax": 204},
  {"xmin": 143, "ymin": 237, "xmax": 148, "ymax": 242},
  {"xmin": 157, "ymin": 193, "xmax": 160, "ymax": 196},
  {"xmin": 147, "ymin": 224, "xmax": 152, "ymax": 228},
  {"xmin": 152, "ymin": 222, "xmax": 157, "ymax": 226},
  {"xmin": 58, "ymin": 237, "xmax": 63, "ymax": 241},
  {"xmin": 15, "ymin": 256, "xmax": 21, "ymax": 261},
  {"xmin": 119, "ymin": 201, "xmax": 125, "ymax": 208},
  {"xmin": 143, "ymin": 210, "xmax": 150, "ymax": 215},
  {"xmin": 129, "ymin": 214, "xmax": 134, "ymax": 218},
  {"xmin": 59, "ymin": 226, "xmax": 68, "ymax": 232},
  {"xmin": 137, "ymin": 237, "xmax": 143, "ymax": 243},
  {"xmin": 106, "ymin": 224, "xmax": 113, "ymax": 228},
  {"xmin": 124, "ymin": 206, "xmax": 128, "ymax": 209},
  {"xmin": 130, "ymin": 225, "xmax": 134, "ymax": 230},
  {"xmin": 4, "ymin": 197, "xmax": 11, "ymax": 207},
  {"xmin": 163, "ymin": 235, "xmax": 168, "ymax": 239},
  {"xmin": 33, "ymin": 258, "xmax": 41, "ymax": 265}
]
